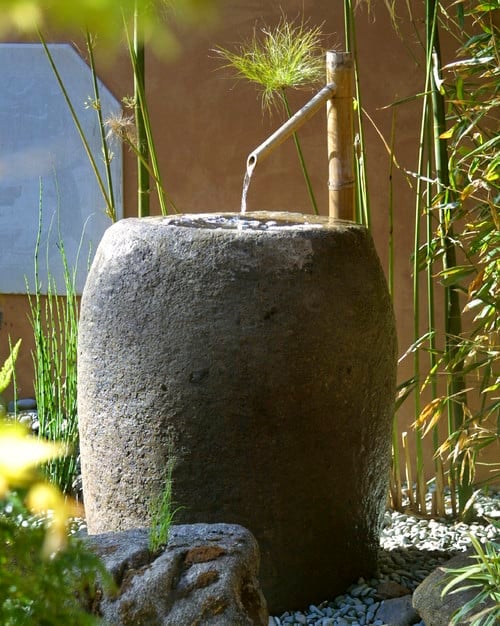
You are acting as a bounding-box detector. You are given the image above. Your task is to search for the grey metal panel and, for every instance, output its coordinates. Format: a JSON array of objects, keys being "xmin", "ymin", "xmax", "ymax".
[{"xmin": 0, "ymin": 43, "xmax": 122, "ymax": 294}]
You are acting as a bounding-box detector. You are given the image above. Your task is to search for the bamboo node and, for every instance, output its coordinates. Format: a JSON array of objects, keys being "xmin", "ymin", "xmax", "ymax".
[{"xmin": 328, "ymin": 180, "xmax": 355, "ymax": 190}]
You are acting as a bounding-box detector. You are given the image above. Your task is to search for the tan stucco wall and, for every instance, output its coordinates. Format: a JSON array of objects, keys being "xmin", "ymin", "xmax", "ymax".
[{"xmin": 1, "ymin": 1, "xmax": 497, "ymax": 479}]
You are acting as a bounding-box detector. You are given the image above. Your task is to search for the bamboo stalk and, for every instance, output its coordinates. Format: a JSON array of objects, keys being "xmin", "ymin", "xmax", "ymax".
[
  {"xmin": 450, "ymin": 471, "xmax": 457, "ymax": 518},
  {"xmin": 326, "ymin": 51, "xmax": 355, "ymax": 220},
  {"xmin": 412, "ymin": 135, "xmax": 427, "ymax": 514},
  {"xmin": 425, "ymin": 130, "xmax": 445, "ymax": 517},
  {"xmin": 134, "ymin": 5, "xmax": 150, "ymax": 217},
  {"xmin": 390, "ymin": 461, "xmax": 402, "ymax": 511},
  {"xmin": 402, "ymin": 431, "xmax": 414, "ymax": 508},
  {"xmin": 124, "ymin": 21, "xmax": 172, "ymax": 215},
  {"xmin": 435, "ymin": 455, "xmax": 446, "ymax": 517},
  {"xmin": 426, "ymin": 0, "xmax": 471, "ymax": 518},
  {"xmin": 388, "ymin": 110, "xmax": 403, "ymax": 512},
  {"xmin": 246, "ymin": 83, "xmax": 336, "ymax": 174}
]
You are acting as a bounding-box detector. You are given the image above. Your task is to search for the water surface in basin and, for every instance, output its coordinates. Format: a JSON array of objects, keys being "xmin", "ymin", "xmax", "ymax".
[{"xmin": 163, "ymin": 212, "xmax": 339, "ymax": 231}]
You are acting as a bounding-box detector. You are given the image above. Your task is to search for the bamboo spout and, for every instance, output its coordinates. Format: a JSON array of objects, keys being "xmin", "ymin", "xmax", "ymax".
[{"xmin": 246, "ymin": 83, "xmax": 336, "ymax": 176}]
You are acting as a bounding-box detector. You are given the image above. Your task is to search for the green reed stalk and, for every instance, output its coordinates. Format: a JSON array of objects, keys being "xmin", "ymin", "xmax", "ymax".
[
  {"xmin": 43, "ymin": 20, "xmax": 175, "ymax": 219},
  {"xmin": 425, "ymin": 140, "xmax": 447, "ymax": 516},
  {"xmin": 411, "ymin": 48, "xmax": 439, "ymax": 513},
  {"xmin": 343, "ymin": 0, "xmax": 371, "ymax": 228},
  {"xmin": 424, "ymin": 129, "xmax": 446, "ymax": 515},
  {"xmin": 28, "ymin": 185, "xmax": 80, "ymax": 496},
  {"xmin": 388, "ymin": 111, "xmax": 402, "ymax": 510},
  {"xmin": 85, "ymin": 31, "xmax": 117, "ymax": 222},
  {"xmin": 424, "ymin": 157, "xmax": 438, "ymax": 437},
  {"xmin": 346, "ymin": 0, "xmax": 398, "ymax": 505},
  {"xmin": 412, "ymin": 179, "xmax": 425, "ymax": 513},
  {"xmin": 388, "ymin": 109, "xmax": 396, "ymax": 304},
  {"xmin": 38, "ymin": 31, "xmax": 115, "ymax": 221},
  {"xmin": 425, "ymin": 115, "xmax": 449, "ymax": 516}
]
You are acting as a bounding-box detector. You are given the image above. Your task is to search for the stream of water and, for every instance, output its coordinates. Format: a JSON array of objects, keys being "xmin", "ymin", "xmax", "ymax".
[{"xmin": 240, "ymin": 169, "xmax": 253, "ymax": 214}]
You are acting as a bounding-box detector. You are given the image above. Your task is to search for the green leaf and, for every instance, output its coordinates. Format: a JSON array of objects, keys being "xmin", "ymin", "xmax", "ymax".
[
  {"xmin": 440, "ymin": 126, "xmax": 456, "ymax": 140},
  {"xmin": 476, "ymin": 3, "xmax": 499, "ymax": 11},
  {"xmin": 482, "ymin": 382, "xmax": 499, "ymax": 394},
  {"xmin": 456, "ymin": 2, "xmax": 465, "ymax": 29}
]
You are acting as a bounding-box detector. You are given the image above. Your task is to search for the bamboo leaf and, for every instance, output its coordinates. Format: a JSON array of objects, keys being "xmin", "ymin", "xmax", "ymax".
[
  {"xmin": 464, "ymin": 298, "xmax": 487, "ymax": 312},
  {"xmin": 484, "ymin": 169, "xmax": 499, "ymax": 182},
  {"xmin": 395, "ymin": 377, "xmax": 417, "ymax": 410},
  {"xmin": 437, "ymin": 264, "xmax": 476, "ymax": 286},
  {"xmin": 476, "ymin": 3, "xmax": 499, "ymax": 11},
  {"xmin": 482, "ymin": 383, "xmax": 499, "ymax": 394},
  {"xmin": 398, "ymin": 332, "xmax": 435, "ymax": 363},
  {"xmin": 440, "ymin": 127, "xmax": 455, "ymax": 139},
  {"xmin": 414, "ymin": 397, "xmax": 446, "ymax": 436},
  {"xmin": 468, "ymin": 268, "xmax": 486, "ymax": 297}
]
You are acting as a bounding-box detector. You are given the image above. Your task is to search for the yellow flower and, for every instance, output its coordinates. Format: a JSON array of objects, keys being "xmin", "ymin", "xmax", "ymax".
[
  {"xmin": 0, "ymin": 420, "xmax": 83, "ymax": 556},
  {"xmin": 27, "ymin": 482, "xmax": 82, "ymax": 555},
  {"xmin": 0, "ymin": 420, "xmax": 63, "ymax": 497}
]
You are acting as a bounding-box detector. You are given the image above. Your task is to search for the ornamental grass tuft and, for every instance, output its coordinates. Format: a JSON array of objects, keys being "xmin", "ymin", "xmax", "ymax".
[{"xmin": 216, "ymin": 16, "xmax": 324, "ymax": 113}]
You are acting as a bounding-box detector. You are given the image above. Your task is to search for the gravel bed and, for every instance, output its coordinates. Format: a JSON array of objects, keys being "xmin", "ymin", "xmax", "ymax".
[{"xmin": 269, "ymin": 490, "xmax": 499, "ymax": 626}]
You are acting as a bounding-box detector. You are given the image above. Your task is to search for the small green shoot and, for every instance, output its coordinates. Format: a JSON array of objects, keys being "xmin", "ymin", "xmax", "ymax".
[{"xmin": 148, "ymin": 456, "xmax": 180, "ymax": 553}]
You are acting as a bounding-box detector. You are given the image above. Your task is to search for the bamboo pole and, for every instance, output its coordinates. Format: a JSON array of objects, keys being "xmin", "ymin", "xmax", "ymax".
[
  {"xmin": 402, "ymin": 431, "xmax": 415, "ymax": 509},
  {"xmin": 246, "ymin": 83, "xmax": 336, "ymax": 175},
  {"xmin": 134, "ymin": 6, "xmax": 150, "ymax": 218},
  {"xmin": 326, "ymin": 51, "xmax": 355, "ymax": 220}
]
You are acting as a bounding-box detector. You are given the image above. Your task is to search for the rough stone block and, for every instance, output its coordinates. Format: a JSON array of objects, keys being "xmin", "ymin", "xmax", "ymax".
[
  {"xmin": 78, "ymin": 212, "xmax": 397, "ymax": 612},
  {"xmin": 83, "ymin": 523, "xmax": 268, "ymax": 626}
]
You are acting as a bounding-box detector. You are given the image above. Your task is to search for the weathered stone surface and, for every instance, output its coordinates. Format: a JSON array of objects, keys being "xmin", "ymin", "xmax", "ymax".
[
  {"xmin": 413, "ymin": 552, "xmax": 496, "ymax": 626},
  {"xmin": 83, "ymin": 523, "xmax": 268, "ymax": 626},
  {"xmin": 374, "ymin": 595, "xmax": 420, "ymax": 626},
  {"xmin": 78, "ymin": 212, "xmax": 397, "ymax": 613}
]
